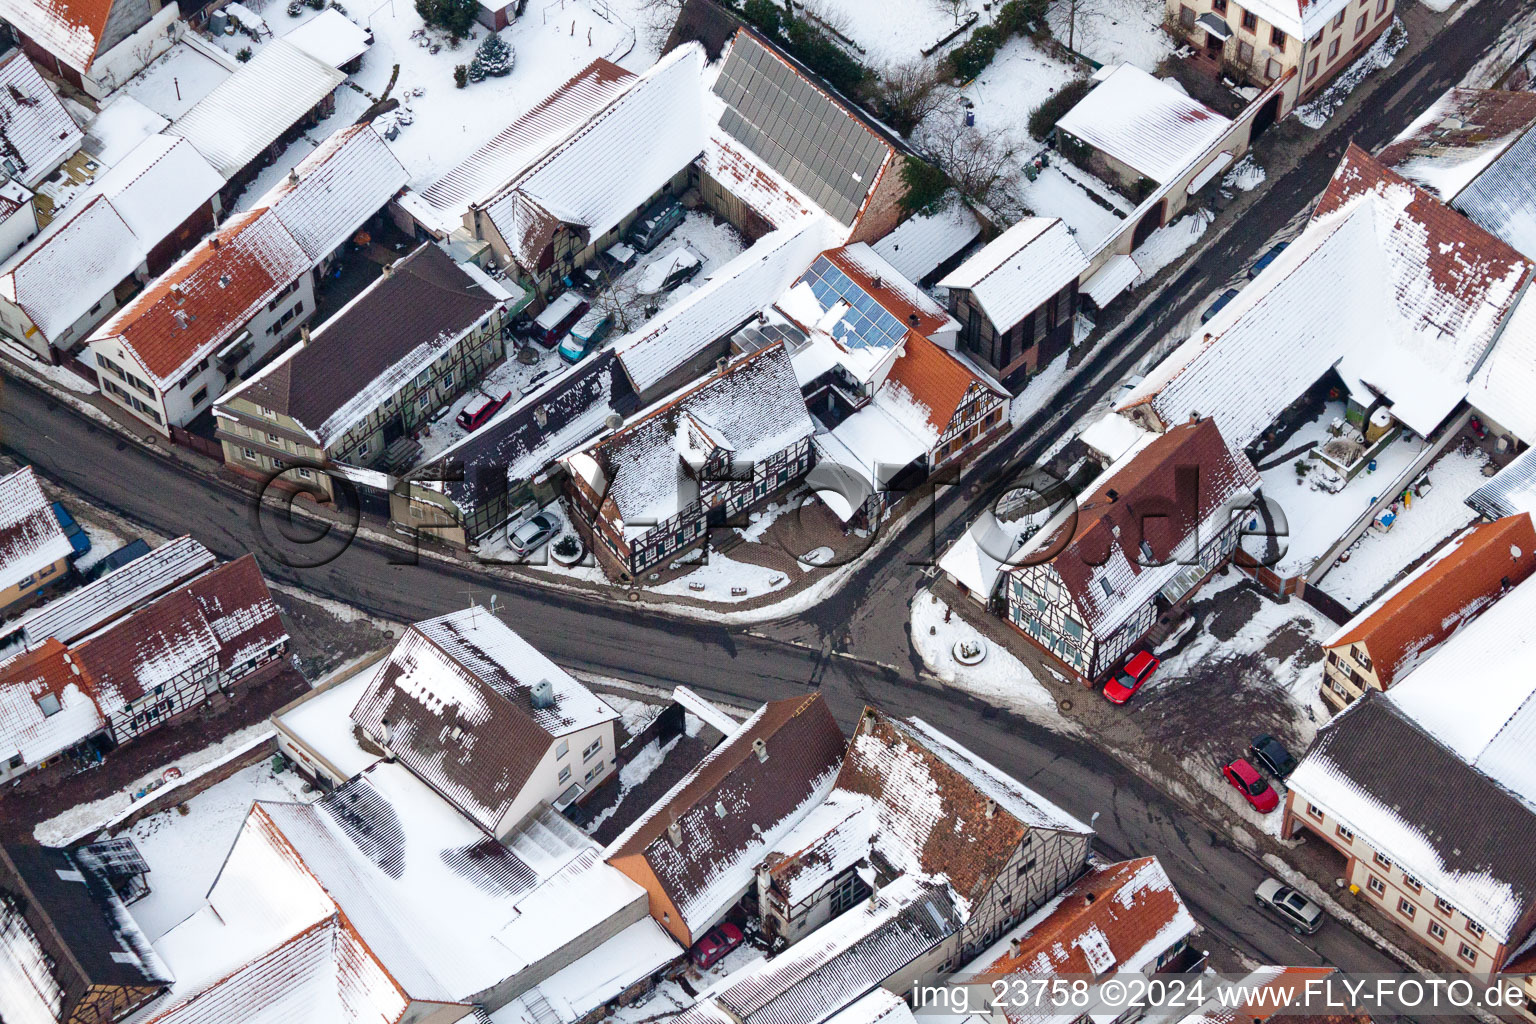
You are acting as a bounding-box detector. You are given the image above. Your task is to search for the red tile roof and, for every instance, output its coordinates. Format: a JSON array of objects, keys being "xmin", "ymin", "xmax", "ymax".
[
  {"xmin": 882, "ymin": 332, "xmax": 998, "ymax": 434},
  {"xmin": 1327, "ymin": 513, "xmax": 1536, "ymax": 688},
  {"xmin": 0, "ymin": 0, "xmax": 115, "ymax": 70},
  {"xmin": 823, "ymin": 246, "xmax": 952, "ymax": 340},
  {"xmin": 94, "ymin": 209, "xmax": 310, "ymax": 386}
]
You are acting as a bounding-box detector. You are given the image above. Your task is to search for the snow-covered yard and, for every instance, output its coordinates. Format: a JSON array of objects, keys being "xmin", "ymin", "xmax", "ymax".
[
  {"xmin": 1046, "ymin": 0, "xmax": 1173, "ymax": 70},
  {"xmin": 1130, "ymin": 208, "xmax": 1212, "ymax": 285},
  {"xmin": 1020, "ymin": 163, "xmax": 1129, "ymax": 251},
  {"xmin": 1243, "ymin": 403, "xmax": 1429, "ymax": 579},
  {"xmin": 648, "ymin": 550, "xmax": 792, "ymax": 602},
  {"xmin": 122, "ymin": 41, "xmax": 233, "ymax": 120},
  {"xmin": 814, "ymin": 0, "xmax": 981, "ymax": 67},
  {"xmin": 961, "ymin": 35, "xmax": 1082, "ymax": 145},
  {"xmin": 1317, "ymin": 443, "xmax": 1488, "ymax": 610},
  {"xmin": 910, "ymin": 591, "xmax": 1068, "ymax": 725},
  {"xmin": 117, "ymin": 760, "xmax": 317, "ymax": 940}
]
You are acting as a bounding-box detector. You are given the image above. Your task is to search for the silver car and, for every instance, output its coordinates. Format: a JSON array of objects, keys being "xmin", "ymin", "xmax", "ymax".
[
  {"xmin": 1255, "ymin": 878, "xmax": 1324, "ymax": 934},
  {"xmin": 508, "ymin": 512, "xmax": 559, "ymax": 556}
]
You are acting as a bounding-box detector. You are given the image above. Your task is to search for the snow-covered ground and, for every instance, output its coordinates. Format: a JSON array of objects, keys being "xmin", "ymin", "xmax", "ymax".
[
  {"xmin": 1020, "ymin": 163, "xmax": 1129, "ymax": 251},
  {"xmin": 32, "ymin": 722, "xmax": 284, "ymax": 845},
  {"xmin": 1131, "ymin": 208, "xmax": 1212, "ymax": 285},
  {"xmin": 1317, "ymin": 444, "xmax": 1488, "ymax": 610},
  {"xmin": 118, "ymin": 760, "xmax": 316, "ymax": 940},
  {"xmin": 816, "ymin": 0, "xmax": 981, "ymax": 66},
  {"xmin": 601, "ymin": 693, "xmax": 663, "ymax": 735},
  {"xmin": 1223, "ymin": 154, "xmax": 1265, "ymax": 192},
  {"xmin": 648, "ymin": 551, "xmax": 792, "ymax": 602},
  {"xmin": 122, "ymin": 41, "xmax": 233, "ymax": 120},
  {"xmin": 1245, "ymin": 404, "xmax": 1428, "ymax": 579},
  {"xmin": 1009, "ymin": 348, "xmax": 1073, "ymax": 427},
  {"xmin": 960, "ymin": 36, "xmax": 1081, "ymax": 144},
  {"xmin": 910, "ymin": 591, "xmax": 1071, "ymax": 727},
  {"xmin": 1046, "ymin": 0, "xmax": 1174, "ymax": 70}
]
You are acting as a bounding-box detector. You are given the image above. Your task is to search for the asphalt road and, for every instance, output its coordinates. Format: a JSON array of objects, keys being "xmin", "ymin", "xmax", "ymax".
[{"xmin": 4, "ymin": 0, "xmax": 1530, "ymax": 995}]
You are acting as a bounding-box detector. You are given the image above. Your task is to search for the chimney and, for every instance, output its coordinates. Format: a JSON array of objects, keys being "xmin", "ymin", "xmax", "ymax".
[
  {"xmin": 530, "ymin": 679, "xmax": 555, "ymax": 709},
  {"xmin": 985, "ymin": 798, "xmax": 996, "ymax": 818},
  {"xmin": 752, "ymin": 737, "xmax": 768, "ymax": 763},
  {"xmin": 209, "ymin": 236, "xmax": 221, "ymax": 250},
  {"xmin": 378, "ymin": 717, "xmax": 396, "ymax": 761},
  {"xmin": 382, "ymin": 261, "xmax": 395, "ymax": 279},
  {"xmin": 534, "ymin": 406, "xmax": 548, "ymax": 428},
  {"xmin": 1189, "ymin": 411, "xmax": 1202, "ymax": 424},
  {"xmin": 1106, "ymin": 488, "xmax": 1119, "ymax": 503},
  {"xmin": 907, "ymin": 313, "xmax": 920, "ymax": 327},
  {"xmin": 1009, "ymin": 937, "xmax": 1022, "ymax": 958},
  {"xmin": 170, "ymin": 284, "xmax": 184, "ymax": 306},
  {"xmin": 299, "ymin": 324, "xmax": 311, "ymax": 346},
  {"xmin": 872, "ymin": 274, "xmax": 883, "ymax": 289},
  {"xmin": 1084, "ymin": 891, "xmax": 1097, "ymax": 906},
  {"xmin": 288, "ymin": 167, "xmax": 299, "ymax": 186},
  {"xmin": 667, "ymin": 820, "xmax": 682, "ymax": 847}
]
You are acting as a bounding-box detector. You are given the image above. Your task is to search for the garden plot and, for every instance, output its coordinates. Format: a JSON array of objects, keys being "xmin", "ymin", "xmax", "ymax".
[
  {"xmin": 960, "ymin": 34, "xmax": 1082, "ymax": 143},
  {"xmin": 814, "ymin": 0, "xmax": 981, "ymax": 67},
  {"xmin": 1020, "ymin": 162, "xmax": 1129, "ymax": 251}
]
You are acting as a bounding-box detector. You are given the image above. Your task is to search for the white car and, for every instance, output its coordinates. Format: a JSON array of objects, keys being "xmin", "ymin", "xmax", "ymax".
[
  {"xmin": 637, "ymin": 247, "xmax": 702, "ymax": 296},
  {"xmin": 508, "ymin": 512, "xmax": 559, "ymax": 556}
]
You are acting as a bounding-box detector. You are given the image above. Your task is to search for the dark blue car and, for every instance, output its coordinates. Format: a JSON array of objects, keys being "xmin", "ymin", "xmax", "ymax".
[{"xmin": 1248, "ymin": 241, "xmax": 1289, "ymax": 279}]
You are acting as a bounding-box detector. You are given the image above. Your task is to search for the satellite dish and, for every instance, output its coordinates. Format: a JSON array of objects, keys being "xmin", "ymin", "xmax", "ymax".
[{"xmin": 604, "ymin": 412, "xmax": 623, "ymax": 431}]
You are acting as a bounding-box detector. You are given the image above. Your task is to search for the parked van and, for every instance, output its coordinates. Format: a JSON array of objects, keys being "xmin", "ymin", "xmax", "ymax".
[
  {"xmin": 533, "ymin": 291, "xmax": 590, "ymax": 348},
  {"xmin": 456, "ymin": 389, "xmax": 512, "ymax": 431},
  {"xmin": 637, "ymin": 247, "xmax": 702, "ymax": 296},
  {"xmin": 627, "ymin": 197, "xmax": 684, "ymax": 253},
  {"xmin": 558, "ymin": 307, "xmax": 614, "ymax": 363}
]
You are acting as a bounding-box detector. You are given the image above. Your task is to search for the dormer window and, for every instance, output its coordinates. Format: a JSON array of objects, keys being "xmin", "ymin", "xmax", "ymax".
[
  {"xmin": 1099, "ymin": 578, "xmax": 1113, "ymax": 598},
  {"xmin": 36, "ymin": 694, "xmax": 60, "ymax": 717}
]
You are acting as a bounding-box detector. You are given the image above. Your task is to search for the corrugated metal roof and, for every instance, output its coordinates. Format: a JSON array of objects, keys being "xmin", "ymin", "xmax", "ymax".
[
  {"xmin": 22, "ymin": 536, "xmax": 215, "ymax": 647},
  {"xmin": 166, "ymin": 40, "xmax": 345, "ymax": 179},
  {"xmin": 711, "ymin": 33, "xmax": 891, "ymax": 227},
  {"xmin": 1467, "ymin": 444, "xmax": 1536, "ymax": 520},
  {"xmin": 1455, "ymin": 119, "xmax": 1536, "ymax": 261}
]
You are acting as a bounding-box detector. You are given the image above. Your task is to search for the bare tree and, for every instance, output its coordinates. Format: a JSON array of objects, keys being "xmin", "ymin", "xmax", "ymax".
[
  {"xmin": 636, "ymin": 0, "xmax": 688, "ymax": 51},
  {"xmin": 1055, "ymin": 0, "xmax": 1105, "ymax": 52},
  {"xmin": 590, "ymin": 273, "xmax": 652, "ymax": 335},
  {"xmin": 931, "ymin": 0, "xmax": 969, "ymax": 26},
  {"xmin": 916, "ymin": 116, "xmax": 1028, "ymax": 222},
  {"xmin": 873, "ymin": 59, "xmax": 952, "ymax": 136}
]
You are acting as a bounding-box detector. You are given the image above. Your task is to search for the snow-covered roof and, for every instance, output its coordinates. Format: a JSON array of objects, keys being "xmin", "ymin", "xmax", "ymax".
[
  {"xmin": 1119, "ymin": 145, "xmax": 1533, "ymax": 448},
  {"xmin": 0, "ymin": 639, "xmax": 103, "ymax": 769},
  {"xmin": 1007, "ymin": 417, "xmax": 1259, "ymax": 638},
  {"xmin": 91, "ymin": 208, "xmax": 310, "ymax": 387},
  {"xmin": 82, "ymin": 95, "xmax": 167, "ymax": 167},
  {"xmin": 0, "ymin": 466, "xmax": 72, "ymax": 592},
  {"xmin": 1288, "ymin": 691, "xmax": 1536, "ymax": 943},
  {"xmin": 699, "ymin": 873, "xmax": 959, "ymax": 1024},
  {"xmin": 701, "ymin": 128, "xmax": 817, "ymax": 230},
  {"xmin": 789, "ymin": 245, "xmax": 955, "ymax": 355},
  {"xmin": 1218, "ymin": 0, "xmax": 1354, "ymax": 41},
  {"xmin": 1381, "ymin": 570, "xmax": 1536, "ymax": 808},
  {"xmin": 965, "ymin": 857, "xmax": 1196, "ymax": 1005},
  {"xmin": 96, "ymin": 134, "xmax": 225, "ymax": 243},
  {"xmin": 585, "ymin": 343, "xmax": 815, "ymax": 532},
  {"xmin": 938, "ymin": 219, "xmax": 1089, "ymax": 335},
  {"xmin": 937, "ymin": 512, "xmax": 1020, "ymax": 600},
  {"xmin": 617, "ymin": 216, "xmax": 839, "ymax": 394},
  {"xmin": 224, "ymin": 243, "xmax": 510, "ymax": 449},
  {"xmin": 0, "ymin": 194, "xmax": 141, "ymax": 346},
  {"xmin": 1377, "ymin": 88, "xmax": 1536, "ymax": 202},
  {"xmin": 1080, "ymin": 254, "xmax": 1142, "ymax": 308},
  {"xmin": 0, "ymin": 50, "xmax": 83, "ymax": 187},
  {"xmin": 21, "ymin": 535, "xmax": 216, "ymax": 647},
  {"xmin": 0, "ymin": 0, "xmax": 115, "ymax": 71},
  {"xmin": 281, "ymin": 8, "xmax": 370, "ymax": 69},
  {"xmin": 400, "ymin": 59, "xmax": 635, "ymax": 237},
  {"xmin": 1325, "ymin": 514, "xmax": 1536, "ymax": 690},
  {"xmin": 711, "ymin": 29, "xmax": 894, "ymax": 228},
  {"xmin": 166, "ymin": 39, "xmax": 345, "ymax": 179},
  {"xmin": 822, "ymin": 988, "xmax": 918, "ymax": 1024},
  {"xmin": 870, "ymin": 200, "xmax": 981, "ymax": 285},
  {"xmin": 253, "ymin": 123, "xmax": 407, "ymax": 265},
  {"xmin": 484, "ymin": 43, "xmax": 706, "ymax": 270},
  {"xmin": 1468, "ymin": 289, "xmax": 1536, "ymax": 446},
  {"xmin": 605, "ymin": 693, "xmax": 846, "ymax": 938},
  {"xmin": 1057, "ymin": 65, "xmax": 1232, "ymax": 186},
  {"xmin": 1453, "ymin": 119, "xmax": 1536, "ymax": 262},
  {"xmin": 349, "ymin": 607, "xmax": 617, "ymax": 834}
]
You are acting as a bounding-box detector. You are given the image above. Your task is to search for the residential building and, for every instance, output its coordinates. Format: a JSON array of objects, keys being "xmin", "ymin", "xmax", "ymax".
[
  {"xmin": 1001, "ymin": 416, "xmax": 1261, "ymax": 683},
  {"xmin": 1284, "ymin": 691, "xmax": 1536, "ymax": 977},
  {"xmin": 1320, "ymin": 513, "xmax": 1536, "ymax": 710},
  {"xmin": 0, "ymin": 134, "xmax": 224, "ymax": 363},
  {"xmin": 1056, "ymin": 64, "xmax": 1238, "ymax": 207},
  {"xmin": 961, "ymin": 856, "xmax": 1200, "ymax": 1013},
  {"xmin": 216, "ymin": 243, "xmax": 523, "ymax": 491},
  {"xmin": 0, "ymin": 638, "xmax": 106, "ymax": 783},
  {"xmin": 350, "ymin": 607, "xmax": 620, "ymax": 836},
  {"xmin": 938, "ymin": 218, "xmax": 1089, "ymax": 391},
  {"xmin": 0, "ymin": 465, "xmax": 74, "ymax": 616},
  {"xmin": 563, "ymin": 341, "xmax": 816, "ymax": 580},
  {"xmin": 0, "ymin": 49, "xmax": 83, "ymax": 189},
  {"xmin": 0, "ymin": 0, "xmax": 181, "ymax": 99},
  {"xmin": 0, "ymin": 842, "xmax": 170, "ymax": 1023},
  {"xmin": 757, "ymin": 707, "xmax": 1094, "ymax": 963},
  {"xmin": 605, "ymin": 691, "xmax": 847, "ymax": 947},
  {"xmin": 1165, "ymin": 0, "xmax": 1396, "ymax": 120},
  {"xmin": 1117, "ymin": 145, "xmax": 1533, "ymax": 456},
  {"xmin": 71, "ymin": 554, "xmax": 288, "ymax": 742},
  {"xmin": 84, "ymin": 122, "xmax": 408, "ymax": 433}
]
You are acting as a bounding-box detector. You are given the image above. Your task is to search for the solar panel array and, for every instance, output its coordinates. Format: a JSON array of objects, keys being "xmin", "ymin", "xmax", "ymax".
[
  {"xmin": 712, "ymin": 34, "xmax": 889, "ymax": 226},
  {"xmin": 800, "ymin": 256, "xmax": 908, "ymax": 350}
]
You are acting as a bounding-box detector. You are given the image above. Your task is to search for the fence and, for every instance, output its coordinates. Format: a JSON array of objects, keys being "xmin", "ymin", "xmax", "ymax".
[{"xmin": 169, "ymin": 424, "xmax": 223, "ymax": 460}]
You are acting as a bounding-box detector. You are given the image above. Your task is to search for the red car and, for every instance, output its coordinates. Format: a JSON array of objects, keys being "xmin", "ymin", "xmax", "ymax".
[
  {"xmin": 1103, "ymin": 651, "xmax": 1159, "ymax": 704},
  {"xmin": 689, "ymin": 923, "xmax": 744, "ymax": 968},
  {"xmin": 455, "ymin": 390, "xmax": 511, "ymax": 431},
  {"xmin": 1223, "ymin": 758, "xmax": 1279, "ymax": 813}
]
